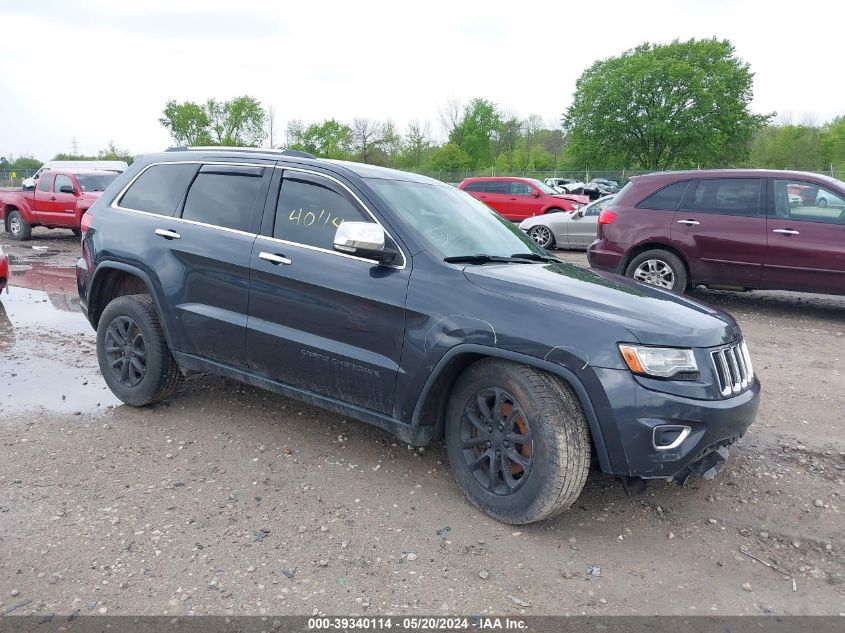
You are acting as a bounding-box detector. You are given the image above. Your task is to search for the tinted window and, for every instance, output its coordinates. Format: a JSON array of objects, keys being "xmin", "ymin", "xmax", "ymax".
[
  {"xmin": 772, "ymin": 179, "xmax": 845, "ymax": 225},
  {"xmin": 683, "ymin": 178, "xmax": 761, "ymax": 216},
  {"xmin": 485, "ymin": 181, "xmax": 509, "ymax": 194},
  {"xmin": 584, "ymin": 196, "xmax": 613, "ymax": 217},
  {"xmin": 181, "ymin": 167, "xmax": 265, "ymax": 232},
  {"xmin": 510, "ymin": 182, "xmax": 534, "ymax": 196},
  {"xmin": 636, "ymin": 180, "xmax": 689, "ymax": 211},
  {"xmin": 274, "ymin": 175, "xmax": 371, "ymax": 250},
  {"xmin": 120, "ymin": 163, "xmax": 199, "ymax": 216},
  {"xmin": 53, "ymin": 174, "xmax": 74, "ymax": 193},
  {"xmin": 38, "ymin": 173, "xmax": 52, "ymax": 192},
  {"xmin": 463, "ymin": 182, "xmax": 484, "ymax": 192}
]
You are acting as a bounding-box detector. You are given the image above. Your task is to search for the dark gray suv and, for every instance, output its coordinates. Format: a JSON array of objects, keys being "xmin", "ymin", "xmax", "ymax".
[{"xmin": 76, "ymin": 148, "xmax": 760, "ymax": 524}]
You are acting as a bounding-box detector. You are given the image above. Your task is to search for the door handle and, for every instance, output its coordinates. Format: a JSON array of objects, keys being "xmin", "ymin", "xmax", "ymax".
[
  {"xmin": 676, "ymin": 219, "xmax": 700, "ymax": 226},
  {"xmin": 154, "ymin": 228, "xmax": 181, "ymax": 240},
  {"xmin": 772, "ymin": 229, "xmax": 799, "ymax": 235},
  {"xmin": 259, "ymin": 251, "xmax": 292, "ymax": 265},
  {"xmin": 50, "ymin": 196, "xmax": 56, "ymax": 201}
]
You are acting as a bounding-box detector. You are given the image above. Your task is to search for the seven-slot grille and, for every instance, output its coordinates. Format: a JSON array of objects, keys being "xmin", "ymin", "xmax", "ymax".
[{"xmin": 711, "ymin": 341, "xmax": 754, "ymax": 397}]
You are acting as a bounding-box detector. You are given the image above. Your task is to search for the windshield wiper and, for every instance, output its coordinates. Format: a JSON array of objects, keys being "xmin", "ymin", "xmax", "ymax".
[
  {"xmin": 444, "ymin": 254, "xmax": 538, "ymax": 265},
  {"xmin": 509, "ymin": 252, "xmax": 559, "ymax": 263}
]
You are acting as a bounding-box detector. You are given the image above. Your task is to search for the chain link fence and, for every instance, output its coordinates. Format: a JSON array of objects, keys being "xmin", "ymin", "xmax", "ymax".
[{"xmin": 0, "ymin": 169, "xmax": 37, "ymax": 188}]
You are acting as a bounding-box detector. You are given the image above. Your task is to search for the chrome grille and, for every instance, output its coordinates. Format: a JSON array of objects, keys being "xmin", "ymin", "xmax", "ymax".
[{"xmin": 711, "ymin": 340, "xmax": 754, "ymax": 397}]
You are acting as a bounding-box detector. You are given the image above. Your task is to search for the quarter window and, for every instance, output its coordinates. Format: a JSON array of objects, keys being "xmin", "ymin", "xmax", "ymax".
[
  {"xmin": 273, "ymin": 174, "xmax": 371, "ymax": 250},
  {"xmin": 181, "ymin": 166, "xmax": 265, "ymax": 232},
  {"xmin": 636, "ymin": 180, "xmax": 690, "ymax": 211},
  {"xmin": 119, "ymin": 163, "xmax": 199, "ymax": 216},
  {"xmin": 53, "ymin": 174, "xmax": 74, "ymax": 193},
  {"xmin": 463, "ymin": 182, "xmax": 484, "ymax": 192},
  {"xmin": 681, "ymin": 178, "xmax": 761, "ymax": 216},
  {"xmin": 772, "ymin": 179, "xmax": 845, "ymax": 225}
]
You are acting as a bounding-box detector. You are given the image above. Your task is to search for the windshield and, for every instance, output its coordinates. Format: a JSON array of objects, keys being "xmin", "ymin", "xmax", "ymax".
[
  {"xmin": 528, "ymin": 179, "xmax": 558, "ymax": 195},
  {"xmin": 367, "ymin": 179, "xmax": 546, "ymax": 259},
  {"xmin": 75, "ymin": 173, "xmax": 118, "ymax": 192}
]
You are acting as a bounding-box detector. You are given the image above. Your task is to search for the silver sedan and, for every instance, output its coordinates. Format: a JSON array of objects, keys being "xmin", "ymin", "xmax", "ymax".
[{"xmin": 519, "ymin": 195, "xmax": 614, "ymax": 250}]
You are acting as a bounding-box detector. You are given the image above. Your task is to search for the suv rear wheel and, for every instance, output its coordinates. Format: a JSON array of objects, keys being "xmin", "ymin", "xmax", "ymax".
[
  {"xmin": 445, "ymin": 359, "xmax": 590, "ymax": 524},
  {"xmin": 96, "ymin": 295, "xmax": 182, "ymax": 406},
  {"xmin": 625, "ymin": 249, "xmax": 688, "ymax": 292}
]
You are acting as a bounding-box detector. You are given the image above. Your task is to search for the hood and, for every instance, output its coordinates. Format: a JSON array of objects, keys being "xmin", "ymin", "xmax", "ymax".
[
  {"xmin": 463, "ymin": 262, "xmax": 740, "ymax": 348},
  {"xmin": 78, "ymin": 191, "xmax": 103, "ymax": 204},
  {"xmin": 551, "ymin": 193, "xmax": 589, "ymax": 204}
]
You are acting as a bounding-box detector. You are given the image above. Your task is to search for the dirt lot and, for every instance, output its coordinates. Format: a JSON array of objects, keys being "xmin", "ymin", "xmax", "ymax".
[{"xmin": 0, "ymin": 228, "xmax": 843, "ymax": 617}]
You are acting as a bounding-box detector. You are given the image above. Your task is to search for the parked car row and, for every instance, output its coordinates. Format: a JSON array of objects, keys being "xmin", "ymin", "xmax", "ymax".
[{"xmin": 458, "ymin": 177, "xmax": 588, "ymax": 220}]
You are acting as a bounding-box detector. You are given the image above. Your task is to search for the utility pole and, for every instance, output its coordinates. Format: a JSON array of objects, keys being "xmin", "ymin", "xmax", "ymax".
[
  {"xmin": 71, "ymin": 137, "xmax": 80, "ymax": 156},
  {"xmin": 267, "ymin": 105, "xmax": 276, "ymax": 148}
]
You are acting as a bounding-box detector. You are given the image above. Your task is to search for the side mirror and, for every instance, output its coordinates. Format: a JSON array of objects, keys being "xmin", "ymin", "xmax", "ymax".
[
  {"xmin": 59, "ymin": 184, "xmax": 77, "ymax": 195},
  {"xmin": 532, "ymin": 190, "xmax": 541, "ymax": 198},
  {"xmin": 334, "ymin": 222, "xmax": 398, "ymax": 265},
  {"xmin": 572, "ymin": 208, "xmax": 584, "ymax": 218}
]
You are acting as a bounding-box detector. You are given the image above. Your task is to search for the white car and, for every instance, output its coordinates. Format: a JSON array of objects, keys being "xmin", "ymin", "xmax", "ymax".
[
  {"xmin": 816, "ymin": 189, "xmax": 845, "ymax": 208},
  {"xmin": 519, "ymin": 195, "xmax": 614, "ymax": 250}
]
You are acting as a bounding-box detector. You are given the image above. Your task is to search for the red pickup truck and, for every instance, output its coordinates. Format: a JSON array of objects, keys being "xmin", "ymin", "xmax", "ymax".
[{"xmin": 0, "ymin": 170, "xmax": 118, "ymax": 240}]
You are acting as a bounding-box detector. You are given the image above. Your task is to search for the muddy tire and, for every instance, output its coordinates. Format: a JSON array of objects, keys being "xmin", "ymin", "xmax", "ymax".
[
  {"xmin": 96, "ymin": 294, "xmax": 182, "ymax": 406},
  {"xmin": 625, "ymin": 249, "xmax": 688, "ymax": 293},
  {"xmin": 445, "ymin": 359, "xmax": 591, "ymax": 524},
  {"xmin": 8, "ymin": 210, "xmax": 32, "ymax": 241}
]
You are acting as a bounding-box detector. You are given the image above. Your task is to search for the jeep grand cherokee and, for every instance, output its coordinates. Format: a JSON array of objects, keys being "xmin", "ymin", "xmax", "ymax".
[{"xmin": 76, "ymin": 148, "xmax": 760, "ymax": 524}]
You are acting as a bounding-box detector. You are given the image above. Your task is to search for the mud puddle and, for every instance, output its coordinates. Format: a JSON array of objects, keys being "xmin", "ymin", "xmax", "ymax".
[{"xmin": 0, "ymin": 264, "xmax": 119, "ymax": 415}]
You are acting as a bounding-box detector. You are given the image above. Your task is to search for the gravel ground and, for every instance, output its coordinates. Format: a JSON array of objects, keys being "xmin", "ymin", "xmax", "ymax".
[{"xmin": 0, "ymin": 228, "xmax": 843, "ymax": 617}]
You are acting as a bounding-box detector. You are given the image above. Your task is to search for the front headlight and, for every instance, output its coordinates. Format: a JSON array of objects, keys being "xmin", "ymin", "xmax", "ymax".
[{"xmin": 618, "ymin": 344, "xmax": 698, "ymax": 378}]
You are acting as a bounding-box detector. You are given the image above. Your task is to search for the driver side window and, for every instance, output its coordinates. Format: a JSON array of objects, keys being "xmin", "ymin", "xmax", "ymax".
[
  {"xmin": 772, "ymin": 179, "xmax": 845, "ymax": 225},
  {"xmin": 510, "ymin": 182, "xmax": 534, "ymax": 196},
  {"xmin": 273, "ymin": 173, "xmax": 371, "ymax": 250},
  {"xmin": 53, "ymin": 174, "xmax": 74, "ymax": 193}
]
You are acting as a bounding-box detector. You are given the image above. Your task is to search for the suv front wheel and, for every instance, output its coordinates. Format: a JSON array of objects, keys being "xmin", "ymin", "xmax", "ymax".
[
  {"xmin": 625, "ymin": 249, "xmax": 688, "ymax": 293},
  {"xmin": 96, "ymin": 294, "xmax": 182, "ymax": 406},
  {"xmin": 445, "ymin": 359, "xmax": 591, "ymax": 524}
]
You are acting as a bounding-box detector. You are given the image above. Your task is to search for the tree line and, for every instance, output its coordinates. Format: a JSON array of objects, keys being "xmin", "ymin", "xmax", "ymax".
[{"xmin": 5, "ymin": 38, "xmax": 843, "ymax": 175}]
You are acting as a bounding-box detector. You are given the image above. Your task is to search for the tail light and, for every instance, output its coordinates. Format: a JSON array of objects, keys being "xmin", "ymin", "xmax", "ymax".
[
  {"xmin": 80, "ymin": 211, "xmax": 93, "ymax": 236},
  {"xmin": 598, "ymin": 210, "xmax": 617, "ymax": 225}
]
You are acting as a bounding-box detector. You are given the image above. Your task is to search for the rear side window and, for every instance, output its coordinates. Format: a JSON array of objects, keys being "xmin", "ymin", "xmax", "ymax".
[
  {"xmin": 463, "ymin": 182, "xmax": 484, "ymax": 192},
  {"xmin": 273, "ymin": 174, "xmax": 371, "ymax": 250},
  {"xmin": 119, "ymin": 163, "xmax": 198, "ymax": 216},
  {"xmin": 682, "ymin": 178, "xmax": 761, "ymax": 216},
  {"xmin": 485, "ymin": 181, "xmax": 509, "ymax": 194},
  {"xmin": 636, "ymin": 180, "xmax": 689, "ymax": 211},
  {"xmin": 181, "ymin": 165, "xmax": 265, "ymax": 232}
]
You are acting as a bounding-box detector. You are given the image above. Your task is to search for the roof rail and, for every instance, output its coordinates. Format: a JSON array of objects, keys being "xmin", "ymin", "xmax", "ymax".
[{"xmin": 164, "ymin": 146, "xmax": 317, "ymax": 159}]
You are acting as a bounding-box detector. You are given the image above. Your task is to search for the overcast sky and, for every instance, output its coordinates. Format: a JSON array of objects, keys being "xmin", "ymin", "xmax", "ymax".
[{"xmin": 1, "ymin": 0, "xmax": 843, "ymax": 161}]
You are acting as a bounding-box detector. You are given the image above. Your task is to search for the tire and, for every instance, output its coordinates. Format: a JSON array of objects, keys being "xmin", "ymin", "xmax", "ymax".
[
  {"xmin": 445, "ymin": 359, "xmax": 591, "ymax": 524},
  {"xmin": 96, "ymin": 294, "xmax": 182, "ymax": 406},
  {"xmin": 72, "ymin": 228, "xmax": 82, "ymax": 237},
  {"xmin": 625, "ymin": 249, "xmax": 688, "ymax": 293},
  {"xmin": 818, "ymin": 197, "xmax": 828, "ymax": 208},
  {"xmin": 7, "ymin": 210, "xmax": 32, "ymax": 241},
  {"xmin": 528, "ymin": 225, "xmax": 555, "ymax": 249}
]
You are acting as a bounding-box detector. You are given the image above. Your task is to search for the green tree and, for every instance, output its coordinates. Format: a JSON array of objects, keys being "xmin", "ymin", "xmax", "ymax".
[
  {"xmin": 750, "ymin": 123, "xmax": 823, "ymax": 170},
  {"xmin": 820, "ymin": 116, "xmax": 845, "ymax": 171},
  {"xmin": 288, "ymin": 119, "xmax": 353, "ymax": 159},
  {"xmin": 427, "ymin": 142, "xmax": 471, "ymax": 171},
  {"xmin": 563, "ymin": 38, "xmax": 770, "ymax": 170},
  {"xmin": 159, "ymin": 96, "xmax": 267, "ymax": 146},
  {"xmin": 98, "ymin": 141, "xmax": 133, "ymax": 164},
  {"xmin": 159, "ymin": 100, "xmax": 212, "ymax": 145},
  {"xmin": 453, "ymin": 98, "xmax": 502, "ymax": 168}
]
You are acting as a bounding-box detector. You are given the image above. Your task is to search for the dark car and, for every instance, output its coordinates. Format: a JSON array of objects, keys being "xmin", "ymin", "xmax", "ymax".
[
  {"xmin": 77, "ymin": 148, "xmax": 759, "ymax": 524},
  {"xmin": 458, "ymin": 177, "xmax": 589, "ymax": 220},
  {"xmin": 588, "ymin": 169, "xmax": 845, "ymax": 295}
]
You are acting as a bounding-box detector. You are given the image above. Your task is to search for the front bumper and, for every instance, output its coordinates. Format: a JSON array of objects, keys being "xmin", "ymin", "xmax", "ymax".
[{"xmin": 592, "ymin": 367, "xmax": 760, "ymax": 480}]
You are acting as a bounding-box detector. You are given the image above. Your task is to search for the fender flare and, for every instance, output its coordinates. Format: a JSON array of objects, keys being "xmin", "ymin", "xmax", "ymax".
[
  {"xmin": 410, "ymin": 344, "xmax": 612, "ymax": 473},
  {"xmin": 89, "ymin": 260, "xmax": 177, "ymax": 350}
]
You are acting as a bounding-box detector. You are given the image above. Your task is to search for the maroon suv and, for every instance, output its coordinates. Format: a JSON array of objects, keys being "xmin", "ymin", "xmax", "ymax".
[{"xmin": 588, "ymin": 170, "xmax": 845, "ymax": 295}]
